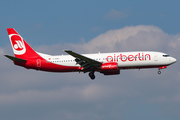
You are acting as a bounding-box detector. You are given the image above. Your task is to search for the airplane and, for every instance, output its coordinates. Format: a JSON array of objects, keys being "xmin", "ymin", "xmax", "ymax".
[{"xmin": 5, "ymin": 28, "xmax": 177, "ymax": 80}]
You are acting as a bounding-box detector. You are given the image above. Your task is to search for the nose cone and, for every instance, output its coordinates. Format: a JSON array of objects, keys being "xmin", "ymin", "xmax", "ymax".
[{"xmin": 171, "ymin": 57, "xmax": 177, "ymax": 64}]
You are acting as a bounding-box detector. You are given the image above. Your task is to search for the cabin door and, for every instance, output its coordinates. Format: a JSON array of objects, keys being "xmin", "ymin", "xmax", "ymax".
[
  {"xmin": 154, "ymin": 54, "xmax": 158, "ymax": 61},
  {"xmin": 36, "ymin": 59, "xmax": 41, "ymax": 67}
]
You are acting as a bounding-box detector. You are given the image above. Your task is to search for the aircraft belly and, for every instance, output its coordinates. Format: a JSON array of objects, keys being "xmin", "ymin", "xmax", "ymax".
[{"xmin": 118, "ymin": 60, "xmax": 159, "ymax": 68}]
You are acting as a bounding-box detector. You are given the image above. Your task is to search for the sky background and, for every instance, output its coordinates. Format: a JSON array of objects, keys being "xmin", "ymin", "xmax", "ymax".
[{"xmin": 0, "ymin": 0, "xmax": 180, "ymax": 120}]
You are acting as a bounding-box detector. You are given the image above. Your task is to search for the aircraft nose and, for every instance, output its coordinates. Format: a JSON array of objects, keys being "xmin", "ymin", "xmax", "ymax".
[{"xmin": 171, "ymin": 57, "xmax": 177, "ymax": 63}]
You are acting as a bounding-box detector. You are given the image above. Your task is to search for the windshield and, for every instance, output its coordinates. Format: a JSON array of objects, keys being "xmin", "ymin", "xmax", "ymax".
[{"xmin": 163, "ymin": 55, "xmax": 170, "ymax": 57}]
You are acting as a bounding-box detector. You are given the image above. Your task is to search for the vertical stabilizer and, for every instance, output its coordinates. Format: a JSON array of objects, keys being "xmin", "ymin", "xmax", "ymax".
[{"xmin": 7, "ymin": 28, "xmax": 40, "ymax": 59}]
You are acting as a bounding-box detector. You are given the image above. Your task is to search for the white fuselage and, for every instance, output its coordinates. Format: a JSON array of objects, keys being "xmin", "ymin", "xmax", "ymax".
[{"xmin": 38, "ymin": 51, "xmax": 176, "ymax": 69}]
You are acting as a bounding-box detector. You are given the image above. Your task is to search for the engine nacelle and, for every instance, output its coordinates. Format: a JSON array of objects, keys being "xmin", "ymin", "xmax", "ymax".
[{"xmin": 101, "ymin": 62, "xmax": 118, "ymax": 71}]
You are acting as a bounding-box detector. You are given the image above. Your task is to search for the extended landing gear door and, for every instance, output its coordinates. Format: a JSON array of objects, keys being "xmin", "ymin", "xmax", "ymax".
[{"xmin": 36, "ymin": 59, "xmax": 41, "ymax": 67}]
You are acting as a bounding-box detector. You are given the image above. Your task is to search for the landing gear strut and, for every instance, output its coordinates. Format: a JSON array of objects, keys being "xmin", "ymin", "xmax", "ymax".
[
  {"xmin": 89, "ymin": 71, "xmax": 95, "ymax": 80},
  {"xmin": 158, "ymin": 66, "xmax": 167, "ymax": 75}
]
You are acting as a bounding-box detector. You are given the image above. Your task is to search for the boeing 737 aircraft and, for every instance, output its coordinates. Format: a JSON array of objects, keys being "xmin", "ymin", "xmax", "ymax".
[{"xmin": 5, "ymin": 28, "xmax": 177, "ymax": 80}]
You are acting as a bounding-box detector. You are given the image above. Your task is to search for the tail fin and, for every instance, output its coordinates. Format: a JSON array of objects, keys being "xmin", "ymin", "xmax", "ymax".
[{"xmin": 7, "ymin": 28, "xmax": 40, "ymax": 59}]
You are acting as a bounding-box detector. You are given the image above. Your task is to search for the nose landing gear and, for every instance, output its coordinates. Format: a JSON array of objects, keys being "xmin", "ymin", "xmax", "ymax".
[
  {"xmin": 157, "ymin": 66, "xmax": 167, "ymax": 75},
  {"xmin": 89, "ymin": 71, "xmax": 95, "ymax": 80},
  {"xmin": 158, "ymin": 70, "xmax": 161, "ymax": 74}
]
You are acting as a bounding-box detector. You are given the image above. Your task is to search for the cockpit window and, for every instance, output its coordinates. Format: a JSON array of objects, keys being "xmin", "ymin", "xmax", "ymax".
[{"xmin": 163, "ymin": 55, "xmax": 170, "ymax": 57}]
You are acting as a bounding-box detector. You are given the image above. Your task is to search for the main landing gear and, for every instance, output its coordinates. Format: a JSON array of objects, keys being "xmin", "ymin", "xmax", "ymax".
[{"xmin": 89, "ymin": 70, "xmax": 95, "ymax": 80}]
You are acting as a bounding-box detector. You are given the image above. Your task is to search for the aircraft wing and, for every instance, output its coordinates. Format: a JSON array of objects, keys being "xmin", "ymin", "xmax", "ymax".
[{"xmin": 64, "ymin": 50, "xmax": 102, "ymax": 71}]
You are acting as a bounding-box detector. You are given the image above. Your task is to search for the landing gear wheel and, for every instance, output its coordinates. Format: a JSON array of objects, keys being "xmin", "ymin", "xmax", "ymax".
[
  {"xmin": 158, "ymin": 70, "xmax": 161, "ymax": 74},
  {"xmin": 89, "ymin": 72, "xmax": 95, "ymax": 80}
]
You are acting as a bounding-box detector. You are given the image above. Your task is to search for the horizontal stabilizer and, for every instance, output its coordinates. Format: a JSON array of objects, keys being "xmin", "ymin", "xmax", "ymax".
[{"xmin": 4, "ymin": 55, "xmax": 27, "ymax": 62}]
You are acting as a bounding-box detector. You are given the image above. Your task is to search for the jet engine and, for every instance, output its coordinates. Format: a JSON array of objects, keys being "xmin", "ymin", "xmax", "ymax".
[
  {"xmin": 101, "ymin": 62, "xmax": 120, "ymax": 75},
  {"xmin": 101, "ymin": 62, "xmax": 118, "ymax": 71}
]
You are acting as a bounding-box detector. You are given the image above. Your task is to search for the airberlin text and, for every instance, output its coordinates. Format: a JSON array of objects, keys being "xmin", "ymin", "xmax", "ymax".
[{"xmin": 106, "ymin": 53, "xmax": 151, "ymax": 62}]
